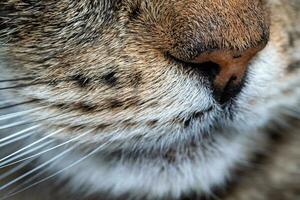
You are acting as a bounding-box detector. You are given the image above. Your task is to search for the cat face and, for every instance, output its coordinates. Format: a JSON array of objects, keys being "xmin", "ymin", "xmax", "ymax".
[{"xmin": 0, "ymin": 0, "xmax": 299, "ymax": 198}]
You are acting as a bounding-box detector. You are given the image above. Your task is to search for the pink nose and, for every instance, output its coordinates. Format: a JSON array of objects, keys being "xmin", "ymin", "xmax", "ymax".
[
  {"xmin": 171, "ymin": 44, "xmax": 267, "ymax": 104},
  {"xmin": 193, "ymin": 46, "xmax": 264, "ymax": 93}
]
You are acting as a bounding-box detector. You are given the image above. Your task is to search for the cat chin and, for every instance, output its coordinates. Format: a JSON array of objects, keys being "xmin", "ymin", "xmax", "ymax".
[{"xmin": 37, "ymin": 129, "xmax": 266, "ymax": 199}]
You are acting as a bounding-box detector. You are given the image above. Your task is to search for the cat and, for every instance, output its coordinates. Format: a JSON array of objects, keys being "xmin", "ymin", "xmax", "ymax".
[{"xmin": 0, "ymin": 0, "xmax": 299, "ymax": 199}]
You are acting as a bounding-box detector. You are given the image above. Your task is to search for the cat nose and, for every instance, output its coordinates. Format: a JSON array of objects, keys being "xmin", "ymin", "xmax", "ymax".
[
  {"xmin": 161, "ymin": 0, "xmax": 269, "ymax": 104},
  {"xmin": 190, "ymin": 46, "xmax": 265, "ymax": 104}
]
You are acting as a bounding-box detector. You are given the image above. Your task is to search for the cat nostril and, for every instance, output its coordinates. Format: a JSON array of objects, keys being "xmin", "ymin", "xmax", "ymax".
[
  {"xmin": 193, "ymin": 61, "xmax": 220, "ymax": 83},
  {"xmin": 190, "ymin": 61, "xmax": 245, "ymax": 105},
  {"xmin": 213, "ymin": 75, "xmax": 244, "ymax": 105},
  {"xmin": 170, "ymin": 46, "xmax": 265, "ymax": 105},
  {"xmin": 190, "ymin": 48, "xmax": 263, "ymax": 104}
]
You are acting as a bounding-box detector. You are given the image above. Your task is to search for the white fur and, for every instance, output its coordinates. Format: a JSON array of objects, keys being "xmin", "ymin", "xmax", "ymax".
[
  {"xmin": 40, "ymin": 131, "xmax": 258, "ymax": 199},
  {"xmin": 1, "ymin": 6, "xmax": 300, "ymax": 199},
  {"xmin": 35, "ymin": 38, "xmax": 300, "ymax": 199}
]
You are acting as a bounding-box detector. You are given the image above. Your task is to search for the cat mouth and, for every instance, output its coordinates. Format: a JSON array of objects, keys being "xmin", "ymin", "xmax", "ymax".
[{"xmin": 180, "ymin": 106, "xmax": 216, "ymax": 128}]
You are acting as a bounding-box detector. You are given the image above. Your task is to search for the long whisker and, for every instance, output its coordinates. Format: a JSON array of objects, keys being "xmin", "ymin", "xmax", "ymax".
[
  {"xmin": 0, "ymin": 79, "xmax": 75, "ymax": 91},
  {"xmin": 0, "ymin": 106, "xmax": 49, "ymax": 122},
  {"xmin": 4, "ymin": 142, "xmax": 75, "ymax": 196},
  {"xmin": 1, "ymin": 133, "xmax": 93, "ymax": 194},
  {"xmin": 0, "ymin": 77, "xmax": 36, "ymax": 83},
  {"xmin": 0, "ymin": 111, "xmax": 67, "ymax": 130},
  {"xmin": 0, "ymin": 130, "xmax": 91, "ymax": 169},
  {"xmin": 0, "ymin": 100, "xmax": 39, "ymax": 110},
  {"xmin": 282, "ymin": 106, "xmax": 300, "ymax": 119},
  {"xmin": 0, "ymin": 131, "xmax": 37, "ymax": 148},
  {"xmin": 0, "ymin": 100, "xmax": 12, "ymax": 106},
  {"xmin": 0, "ymin": 144, "xmax": 78, "ymax": 192},
  {"xmin": 0, "ymin": 120, "xmax": 36, "ymax": 130},
  {"xmin": 0, "ymin": 140, "xmax": 55, "ymax": 169},
  {"xmin": 0, "ymin": 159, "xmax": 33, "ymax": 181},
  {"xmin": 6, "ymin": 163, "xmax": 51, "ymax": 195},
  {"xmin": 0, "ymin": 125, "xmax": 40, "ymax": 145},
  {"xmin": 1, "ymin": 141, "xmax": 108, "ymax": 200},
  {"xmin": 0, "ymin": 104, "xmax": 83, "ymax": 130},
  {"xmin": 0, "ymin": 128, "xmax": 64, "ymax": 164},
  {"xmin": 0, "ymin": 81, "xmax": 59, "ymax": 91}
]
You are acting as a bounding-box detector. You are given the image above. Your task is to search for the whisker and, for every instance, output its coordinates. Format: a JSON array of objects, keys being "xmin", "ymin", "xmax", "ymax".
[
  {"xmin": 3, "ymin": 132, "xmax": 93, "ymax": 194},
  {"xmin": 0, "ymin": 79, "xmax": 74, "ymax": 91},
  {"xmin": 0, "ymin": 159, "xmax": 33, "ymax": 181},
  {"xmin": 0, "ymin": 120, "xmax": 33, "ymax": 130},
  {"xmin": 0, "ymin": 144, "xmax": 78, "ymax": 192},
  {"xmin": 0, "ymin": 130, "xmax": 91, "ymax": 169},
  {"xmin": 6, "ymin": 163, "xmax": 50, "ymax": 196},
  {"xmin": 0, "ymin": 140, "xmax": 55, "ymax": 169},
  {"xmin": 0, "ymin": 131, "xmax": 37, "ymax": 148},
  {"xmin": 0, "ymin": 80, "xmax": 58, "ymax": 91},
  {"xmin": 4, "ymin": 142, "xmax": 76, "ymax": 196},
  {"xmin": 1, "ymin": 140, "xmax": 107, "ymax": 200},
  {"xmin": 0, "ymin": 106, "xmax": 49, "ymax": 122},
  {"xmin": 0, "ymin": 113, "xmax": 63, "ymax": 130},
  {"xmin": 0, "ymin": 77, "xmax": 36, "ymax": 83},
  {"xmin": 283, "ymin": 106, "xmax": 300, "ymax": 119},
  {"xmin": 0, "ymin": 128, "xmax": 65, "ymax": 164},
  {"xmin": 0, "ymin": 100, "xmax": 12, "ymax": 106},
  {"xmin": 0, "ymin": 125, "xmax": 40, "ymax": 144},
  {"xmin": 0, "ymin": 100, "xmax": 39, "ymax": 110},
  {"xmin": 0, "ymin": 112, "xmax": 65, "ymax": 130}
]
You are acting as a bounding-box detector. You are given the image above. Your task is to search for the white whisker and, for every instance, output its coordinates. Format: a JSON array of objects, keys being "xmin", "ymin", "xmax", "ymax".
[
  {"xmin": 6, "ymin": 164, "xmax": 50, "ymax": 195},
  {"xmin": 0, "ymin": 144, "xmax": 78, "ymax": 192},
  {"xmin": 0, "ymin": 101, "xmax": 15, "ymax": 109},
  {"xmin": 283, "ymin": 107, "xmax": 300, "ymax": 118},
  {"xmin": 1, "ymin": 141, "xmax": 107, "ymax": 200},
  {"xmin": 0, "ymin": 130, "xmax": 91, "ymax": 168},
  {"xmin": 0, "ymin": 131, "xmax": 36, "ymax": 148},
  {"xmin": 0, "ymin": 100, "xmax": 12, "ymax": 105},
  {"xmin": 0, "ymin": 125, "xmax": 40, "ymax": 144},
  {"xmin": 0, "ymin": 128, "xmax": 64, "ymax": 164},
  {"xmin": 0, "ymin": 113, "xmax": 64, "ymax": 130},
  {"xmin": 0, "ymin": 120, "xmax": 29, "ymax": 130},
  {"xmin": 0, "ymin": 159, "xmax": 33, "ymax": 181},
  {"xmin": 0, "ymin": 106, "xmax": 48, "ymax": 122},
  {"xmin": 0, "ymin": 140, "xmax": 54, "ymax": 168},
  {"xmin": 5, "ymin": 143, "xmax": 77, "ymax": 196}
]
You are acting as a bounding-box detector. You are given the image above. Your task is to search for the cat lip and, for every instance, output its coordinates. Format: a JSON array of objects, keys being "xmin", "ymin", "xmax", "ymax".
[
  {"xmin": 187, "ymin": 100, "xmax": 238, "ymax": 126},
  {"xmin": 182, "ymin": 106, "xmax": 215, "ymax": 127}
]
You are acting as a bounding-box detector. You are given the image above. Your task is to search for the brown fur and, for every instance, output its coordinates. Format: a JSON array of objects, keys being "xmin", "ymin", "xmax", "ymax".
[
  {"xmin": 0, "ymin": 0, "xmax": 272, "ymax": 131},
  {"xmin": 0, "ymin": 0, "xmax": 300, "ymax": 200}
]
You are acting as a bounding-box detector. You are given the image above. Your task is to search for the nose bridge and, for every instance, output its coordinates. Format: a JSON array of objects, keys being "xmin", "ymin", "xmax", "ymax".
[
  {"xmin": 168, "ymin": 0, "xmax": 269, "ymax": 61},
  {"xmin": 161, "ymin": 0, "xmax": 269, "ymax": 104}
]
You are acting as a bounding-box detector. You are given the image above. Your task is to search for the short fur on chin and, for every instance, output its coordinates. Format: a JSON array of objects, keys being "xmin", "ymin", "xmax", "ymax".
[{"xmin": 0, "ymin": 0, "xmax": 300, "ymax": 199}]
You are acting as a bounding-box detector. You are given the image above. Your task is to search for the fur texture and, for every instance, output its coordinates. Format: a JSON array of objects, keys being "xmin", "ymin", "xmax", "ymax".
[{"xmin": 0, "ymin": 0, "xmax": 299, "ymax": 199}]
